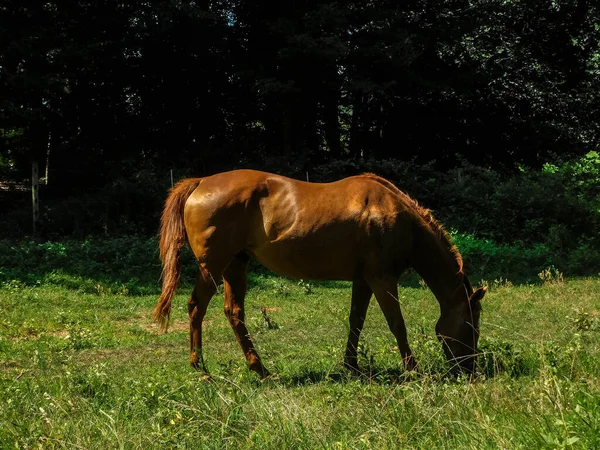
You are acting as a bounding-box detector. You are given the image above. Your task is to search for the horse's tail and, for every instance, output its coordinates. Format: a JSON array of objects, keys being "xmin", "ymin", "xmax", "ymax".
[{"xmin": 153, "ymin": 178, "xmax": 202, "ymax": 332}]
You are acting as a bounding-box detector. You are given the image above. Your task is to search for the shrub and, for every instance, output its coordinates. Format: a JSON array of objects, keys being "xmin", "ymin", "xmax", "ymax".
[{"xmin": 2, "ymin": 153, "xmax": 600, "ymax": 284}]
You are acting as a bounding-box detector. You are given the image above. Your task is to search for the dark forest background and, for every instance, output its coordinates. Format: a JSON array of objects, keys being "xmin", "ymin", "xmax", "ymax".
[{"xmin": 1, "ymin": 0, "xmax": 600, "ymax": 281}]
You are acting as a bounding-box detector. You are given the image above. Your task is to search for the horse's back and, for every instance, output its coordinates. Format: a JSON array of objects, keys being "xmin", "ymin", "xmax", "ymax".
[{"xmin": 183, "ymin": 170, "xmax": 414, "ymax": 280}]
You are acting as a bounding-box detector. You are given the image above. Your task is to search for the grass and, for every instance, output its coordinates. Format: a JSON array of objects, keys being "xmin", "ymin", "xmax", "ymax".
[{"xmin": 1, "ymin": 269, "xmax": 600, "ymax": 449}]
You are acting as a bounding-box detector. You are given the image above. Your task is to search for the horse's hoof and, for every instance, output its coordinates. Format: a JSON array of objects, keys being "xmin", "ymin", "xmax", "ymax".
[
  {"xmin": 404, "ymin": 356, "xmax": 418, "ymax": 372},
  {"xmin": 248, "ymin": 361, "xmax": 270, "ymax": 380},
  {"xmin": 258, "ymin": 371, "xmax": 274, "ymax": 382},
  {"xmin": 343, "ymin": 361, "xmax": 364, "ymax": 377},
  {"xmin": 257, "ymin": 368, "xmax": 271, "ymax": 380},
  {"xmin": 190, "ymin": 350, "xmax": 200, "ymax": 367}
]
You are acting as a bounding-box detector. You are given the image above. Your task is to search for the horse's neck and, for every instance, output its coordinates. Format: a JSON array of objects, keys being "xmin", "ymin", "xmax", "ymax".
[{"xmin": 410, "ymin": 227, "xmax": 461, "ymax": 310}]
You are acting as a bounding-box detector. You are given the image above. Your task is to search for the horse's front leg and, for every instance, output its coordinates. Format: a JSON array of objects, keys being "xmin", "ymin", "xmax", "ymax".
[{"xmin": 368, "ymin": 277, "xmax": 417, "ymax": 371}]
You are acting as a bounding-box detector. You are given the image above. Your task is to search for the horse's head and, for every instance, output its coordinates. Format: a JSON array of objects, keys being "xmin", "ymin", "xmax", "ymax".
[{"xmin": 435, "ymin": 276, "xmax": 487, "ymax": 374}]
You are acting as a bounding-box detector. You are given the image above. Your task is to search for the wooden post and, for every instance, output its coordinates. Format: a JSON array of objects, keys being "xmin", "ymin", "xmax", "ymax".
[{"xmin": 32, "ymin": 160, "xmax": 40, "ymax": 235}]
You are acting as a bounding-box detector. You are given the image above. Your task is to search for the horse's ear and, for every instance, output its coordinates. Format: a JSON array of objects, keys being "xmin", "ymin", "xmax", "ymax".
[{"xmin": 470, "ymin": 286, "xmax": 487, "ymax": 303}]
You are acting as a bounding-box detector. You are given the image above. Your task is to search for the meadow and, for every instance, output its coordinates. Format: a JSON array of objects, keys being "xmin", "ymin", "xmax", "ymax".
[{"xmin": 1, "ymin": 252, "xmax": 600, "ymax": 449}]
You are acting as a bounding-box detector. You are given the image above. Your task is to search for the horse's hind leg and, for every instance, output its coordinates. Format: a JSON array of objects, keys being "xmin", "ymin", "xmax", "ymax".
[
  {"xmin": 223, "ymin": 254, "xmax": 269, "ymax": 379},
  {"xmin": 344, "ymin": 279, "xmax": 373, "ymax": 375},
  {"xmin": 188, "ymin": 266, "xmax": 218, "ymax": 372},
  {"xmin": 368, "ymin": 277, "xmax": 417, "ymax": 371}
]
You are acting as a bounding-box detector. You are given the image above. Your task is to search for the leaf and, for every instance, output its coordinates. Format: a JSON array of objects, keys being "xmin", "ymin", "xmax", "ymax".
[{"xmin": 566, "ymin": 436, "xmax": 580, "ymax": 445}]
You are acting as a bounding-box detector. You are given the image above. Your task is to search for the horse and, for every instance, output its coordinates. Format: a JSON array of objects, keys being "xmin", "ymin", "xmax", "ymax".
[{"xmin": 153, "ymin": 169, "xmax": 487, "ymax": 379}]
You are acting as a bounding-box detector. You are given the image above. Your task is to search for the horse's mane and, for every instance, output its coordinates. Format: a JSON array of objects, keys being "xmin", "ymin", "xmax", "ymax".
[{"xmin": 359, "ymin": 172, "xmax": 464, "ymax": 275}]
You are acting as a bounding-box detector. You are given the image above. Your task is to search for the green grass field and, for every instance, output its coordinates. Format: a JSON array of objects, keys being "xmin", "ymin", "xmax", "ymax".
[{"xmin": 1, "ymin": 271, "xmax": 600, "ymax": 449}]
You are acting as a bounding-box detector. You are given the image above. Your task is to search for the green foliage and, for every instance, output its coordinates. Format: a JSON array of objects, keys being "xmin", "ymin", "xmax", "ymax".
[
  {"xmin": 0, "ymin": 237, "xmax": 196, "ymax": 294},
  {"xmin": 2, "ymin": 0, "xmax": 599, "ymax": 187},
  {"xmin": 558, "ymin": 151, "xmax": 600, "ymax": 212},
  {"xmin": 451, "ymin": 233, "xmax": 553, "ymax": 281}
]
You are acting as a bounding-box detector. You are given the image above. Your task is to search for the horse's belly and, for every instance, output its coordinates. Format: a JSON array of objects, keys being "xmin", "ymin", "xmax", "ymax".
[{"xmin": 249, "ymin": 241, "xmax": 360, "ymax": 281}]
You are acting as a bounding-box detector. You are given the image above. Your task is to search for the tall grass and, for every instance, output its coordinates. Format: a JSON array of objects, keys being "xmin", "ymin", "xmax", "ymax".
[{"xmin": 1, "ymin": 270, "xmax": 599, "ymax": 448}]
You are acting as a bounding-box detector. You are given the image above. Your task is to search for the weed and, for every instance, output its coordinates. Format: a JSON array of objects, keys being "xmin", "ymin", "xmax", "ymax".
[
  {"xmin": 260, "ymin": 307, "xmax": 280, "ymax": 330},
  {"xmin": 268, "ymin": 279, "xmax": 291, "ymax": 297},
  {"xmin": 568, "ymin": 309, "xmax": 600, "ymax": 332},
  {"xmin": 297, "ymin": 279, "xmax": 313, "ymax": 295},
  {"xmin": 538, "ymin": 266, "xmax": 564, "ymax": 285},
  {"xmin": 491, "ymin": 277, "xmax": 513, "ymax": 289}
]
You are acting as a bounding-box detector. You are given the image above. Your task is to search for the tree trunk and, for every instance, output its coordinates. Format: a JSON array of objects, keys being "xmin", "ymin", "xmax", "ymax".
[
  {"xmin": 323, "ymin": 88, "xmax": 342, "ymax": 157},
  {"xmin": 282, "ymin": 100, "xmax": 294, "ymax": 156},
  {"xmin": 32, "ymin": 160, "xmax": 40, "ymax": 236},
  {"xmin": 368, "ymin": 99, "xmax": 385, "ymax": 158},
  {"xmin": 45, "ymin": 130, "xmax": 51, "ymax": 185},
  {"xmin": 349, "ymin": 92, "xmax": 364, "ymax": 159},
  {"xmin": 302, "ymin": 94, "xmax": 319, "ymax": 158}
]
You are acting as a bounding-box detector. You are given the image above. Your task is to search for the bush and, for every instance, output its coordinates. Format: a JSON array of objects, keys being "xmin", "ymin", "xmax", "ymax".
[
  {"xmin": 2, "ymin": 154, "xmax": 600, "ymax": 282},
  {"xmin": 311, "ymin": 154, "xmax": 600, "ymax": 246},
  {"xmin": 0, "ymin": 237, "xmax": 183, "ymax": 290}
]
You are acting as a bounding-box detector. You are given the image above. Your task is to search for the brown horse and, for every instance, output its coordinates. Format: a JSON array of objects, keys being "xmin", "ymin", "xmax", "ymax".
[{"xmin": 153, "ymin": 169, "xmax": 487, "ymax": 378}]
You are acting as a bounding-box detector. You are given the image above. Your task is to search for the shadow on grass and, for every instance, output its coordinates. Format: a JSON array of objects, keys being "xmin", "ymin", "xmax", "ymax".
[
  {"xmin": 477, "ymin": 339, "xmax": 539, "ymax": 379},
  {"xmin": 259, "ymin": 346, "xmax": 541, "ymax": 387},
  {"xmin": 272, "ymin": 365, "xmax": 437, "ymax": 387}
]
